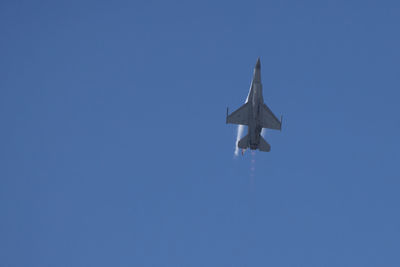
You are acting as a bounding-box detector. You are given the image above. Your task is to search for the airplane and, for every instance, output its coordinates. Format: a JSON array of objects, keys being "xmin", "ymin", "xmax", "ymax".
[{"xmin": 226, "ymin": 58, "xmax": 282, "ymax": 153}]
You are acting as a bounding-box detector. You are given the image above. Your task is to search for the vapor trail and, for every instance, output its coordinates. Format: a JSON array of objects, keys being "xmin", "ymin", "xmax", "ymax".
[
  {"xmin": 233, "ymin": 86, "xmax": 251, "ymax": 156},
  {"xmin": 261, "ymin": 128, "xmax": 267, "ymax": 138},
  {"xmin": 234, "ymin": 124, "xmax": 245, "ymax": 156}
]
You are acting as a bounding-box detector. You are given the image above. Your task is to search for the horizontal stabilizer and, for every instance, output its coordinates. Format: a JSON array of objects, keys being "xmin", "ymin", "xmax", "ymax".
[
  {"xmin": 238, "ymin": 134, "xmax": 249, "ymax": 149},
  {"xmin": 259, "ymin": 136, "xmax": 271, "ymax": 152}
]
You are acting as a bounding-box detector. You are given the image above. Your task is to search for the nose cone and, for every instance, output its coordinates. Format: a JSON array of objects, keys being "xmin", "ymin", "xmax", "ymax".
[
  {"xmin": 252, "ymin": 57, "xmax": 261, "ymax": 83},
  {"xmin": 255, "ymin": 57, "xmax": 261, "ymax": 69}
]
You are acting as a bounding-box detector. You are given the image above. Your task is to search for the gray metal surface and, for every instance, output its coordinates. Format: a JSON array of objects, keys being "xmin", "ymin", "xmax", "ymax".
[{"xmin": 226, "ymin": 58, "xmax": 282, "ymax": 152}]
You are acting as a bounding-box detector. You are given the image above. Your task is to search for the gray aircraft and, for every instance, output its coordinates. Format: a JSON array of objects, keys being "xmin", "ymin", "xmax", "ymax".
[{"xmin": 226, "ymin": 58, "xmax": 282, "ymax": 153}]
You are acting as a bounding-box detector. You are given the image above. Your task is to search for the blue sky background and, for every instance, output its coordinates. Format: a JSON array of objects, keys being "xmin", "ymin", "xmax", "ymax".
[{"xmin": 1, "ymin": 0, "xmax": 400, "ymax": 266}]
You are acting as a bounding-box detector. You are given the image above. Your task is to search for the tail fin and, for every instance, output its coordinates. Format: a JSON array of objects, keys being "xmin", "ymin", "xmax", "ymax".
[
  {"xmin": 259, "ymin": 136, "xmax": 271, "ymax": 152},
  {"xmin": 238, "ymin": 134, "xmax": 249, "ymax": 149}
]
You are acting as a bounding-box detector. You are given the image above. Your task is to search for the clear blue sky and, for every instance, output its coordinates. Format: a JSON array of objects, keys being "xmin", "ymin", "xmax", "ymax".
[{"xmin": 1, "ymin": 0, "xmax": 400, "ymax": 266}]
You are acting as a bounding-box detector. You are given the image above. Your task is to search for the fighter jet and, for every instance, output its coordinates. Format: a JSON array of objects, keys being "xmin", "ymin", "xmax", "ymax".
[{"xmin": 226, "ymin": 58, "xmax": 282, "ymax": 153}]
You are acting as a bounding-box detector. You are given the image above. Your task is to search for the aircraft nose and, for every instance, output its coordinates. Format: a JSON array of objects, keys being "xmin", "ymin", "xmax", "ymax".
[{"xmin": 255, "ymin": 57, "xmax": 261, "ymax": 69}]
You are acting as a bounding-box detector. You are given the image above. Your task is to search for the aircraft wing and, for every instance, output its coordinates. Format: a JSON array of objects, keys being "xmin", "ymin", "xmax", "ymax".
[
  {"xmin": 260, "ymin": 103, "xmax": 281, "ymax": 130},
  {"xmin": 226, "ymin": 102, "xmax": 250, "ymax": 125}
]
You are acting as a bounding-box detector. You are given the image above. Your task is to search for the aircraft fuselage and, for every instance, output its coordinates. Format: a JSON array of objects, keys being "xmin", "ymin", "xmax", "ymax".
[{"xmin": 247, "ymin": 61, "xmax": 264, "ymax": 149}]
